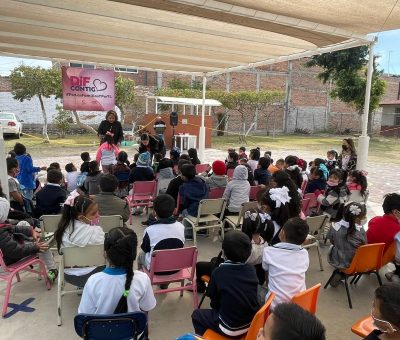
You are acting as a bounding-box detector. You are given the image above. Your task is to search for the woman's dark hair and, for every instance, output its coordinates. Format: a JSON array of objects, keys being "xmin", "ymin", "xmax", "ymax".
[
  {"xmin": 349, "ymin": 170, "xmax": 368, "ymax": 195},
  {"xmin": 188, "ymin": 148, "xmax": 200, "ymax": 165},
  {"xmin": 382, "ymin": 193, "xmax": 400, "ymax": 214},
  {"xmin": 14, "ymin": 143, "xmax": 26, "ymax": 156},
  {"xmin": 272, "ymin": 171, "xmax": 301, "ymax": 217},
  {"xmin": 106, "ymin": 110, "xmax": 118, "ymax": 121},
  {"xmin": 104, "ymin": 227, "xmax": 138, "ymax": 314},
  {"xmin": 250, "ymin": 148, "xmax": 260, "ymax": 161},
  {"xmin": 88, "ymin": 160, "xmax": 99, "ymax": 174},
  {"xmin": 375, "ymin": 283, "xmax": 400, "ymax": 329},
  {"xmin": 343, "ymin": 138, "xmax": 357, "ymax": 155},
  {"xmin": 342, "ymin": 202, "xmax": 367, "ymax": 236},
  {"xmin": 222, "ymin": 230, "xmax": 252, "ymax": 263},
  {"xmin": 117, "ymin": 151, "xmax": 129, "ymax": 165},
  {"xmin": 54, "ymin": 195, "xmax": 96, "ymax": 251},
  {"xmin": 260, "ymin": 188, "xmax": 291, "ymax": 228}
]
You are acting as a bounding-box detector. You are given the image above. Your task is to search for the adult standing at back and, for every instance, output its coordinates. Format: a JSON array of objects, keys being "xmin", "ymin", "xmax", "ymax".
[
  {"xmin": 337, "ymin": 138, "xmax": 357, "ymax": 174},
  {"xmin": 97, "ymin": 110, "xmax": 123, "ymax": 146}
]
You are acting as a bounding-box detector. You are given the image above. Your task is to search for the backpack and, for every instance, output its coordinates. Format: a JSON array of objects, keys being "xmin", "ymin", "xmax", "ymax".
[{"xmin": 76, "ymin": 172, "xmax": 88, "ymax": 187}]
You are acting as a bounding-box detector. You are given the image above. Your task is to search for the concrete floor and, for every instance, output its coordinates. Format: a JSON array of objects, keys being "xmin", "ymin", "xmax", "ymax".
[{"xmin": 0, "ymin": 147, "xmax": 391, "ymax": 339}]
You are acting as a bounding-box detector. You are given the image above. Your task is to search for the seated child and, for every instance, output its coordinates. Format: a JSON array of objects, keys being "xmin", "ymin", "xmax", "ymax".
[
  {"xmin": 326, "ymin": 202, "xmax": 367, "ymax": 287},
  {"xmin": 54, "ymin": 193, "xmax": 105, "ymax": 286},
  {"xmin": 254, "ymin": 157, "xmax": 271, "ymax": 186},
  {"xmin": 265, "ymin": 152, "xmax": 279, "ymax": 174},
  {"xmin": 65, "ymin": 163, "xmax": 79, "ymax": 193},
  {"xmin": 192, "ymin": 230, "xmax": 260, "ymax": 337},
  {"xmin": 188, "ymin": 148, "xmax": 201, "ymax": 166},
  {"xmin": 137, "ymin": 194, "xmax": 185, "ymax": 270},
  {"xmin": 156, "ymin": 158, "xmax": 176, "ymax": 194},
  {"xmin": 7, "ymin": 157, "xmax": 26, "ymax": 212},
  {"xmin": 152, "ymin": 153, "xmax": 164, "ymax": 173},
  {"xmin": 238, "ymin": 158, "xmax": 256, "ymax": 186},
  {"xmin": 79, "ymin": 226, "xmax": 156, "ymax": 315},
  {"xmin": 170, "ymin": 147, "xmax": 181, "ymax": 166},
  {"xmin": 80, "ymin": 152, "xmax": 91, "ymax": 173},
  {"xmin": 84, "ymin": 161, "xmax": 103, "ymax": 195},
  {"xmin": 347, "ymin": 170, "xmax": 368, "ymax": 203},
  {"xmin": 326, "ymin": 150, "xmax": 338, "ymax": 171},
  {"xmin": 0, "ymin": 197, "xmax": 58, "ymax": 281},
  {"xmin": 305, "ymin": 166, "xmax": 327, "ymax": 195},
  {"xmin": 96, "ymin": 133, "xmax": 119, "ymax": 174},
  {"xmin": 262, "ymin": 217, "xmax": 310, "ymax": 308},
  {"xmin": 129, "ymin": 152, "xmax": 155, "ymax": 183},
  {"xmin": 166, "ymin": 160, "xmax": 191, "ymax": 205},
  {"xmin": 35, "ymin": 169, "xmax": 67, "ymax": 216},
  {"xmin": 248, "ymin": 148, "xmax": 261, "ymax": 173},
  {"xmin": 256, "ymin": 303, "xmax": 326, "ymax": 340},
  {"xmin": 275, "ymin": 158, "xmax": 285, "ymax": 170},
  {"xmin": 239, "ymin": 146, "xmax": 248, "ymax": 160},
  {"xmin": 225, "ymin": 151, "xmax": 239, "ymax": 171},
  {"xmin": 284, "ymin": 155, "xmax": 303, "ymax": 188},
  {"xmin": 202, "ymin": 160, "xmax": 228, "ymax": 190},
  {"xmin": 222, "ymin": 165, "xmax": 250, "ymax": 214},
  {"xmin": 112, "ymin": 151, "xmax": 130, "ymax": 198},
  {"xmin": 317, "ymin": 169, "xmax": 349, "ymax": 220}
]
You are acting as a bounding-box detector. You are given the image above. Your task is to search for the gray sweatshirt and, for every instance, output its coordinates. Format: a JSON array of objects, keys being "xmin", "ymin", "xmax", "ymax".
[
  {"xmin": 203, "ymin": 174, "xmax": 228, "ymax": 190},
  {"xmin": 223, "ymin": 165, "xmax": 250, "ymax": 213}
]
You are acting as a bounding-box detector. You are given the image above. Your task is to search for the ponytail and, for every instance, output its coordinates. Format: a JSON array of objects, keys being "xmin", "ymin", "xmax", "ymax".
[{"xmin": 343, "ymin": 203, "xmax": 367, "ymax": 236}]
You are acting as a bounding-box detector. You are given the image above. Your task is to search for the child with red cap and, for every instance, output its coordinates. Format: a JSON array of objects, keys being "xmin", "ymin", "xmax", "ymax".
[{"xmin": 202, "ymin": 160, "xmax": 228, "ymax": 190}]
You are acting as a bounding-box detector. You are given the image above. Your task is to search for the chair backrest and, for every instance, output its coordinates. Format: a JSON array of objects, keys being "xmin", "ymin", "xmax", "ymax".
[
  {"xmin": 300, "ymin": 179, "xmax": 308, "ymax": 194},
  {"xmin": 74, "ymin": 312, "xmax": 147, "ymax": 340},
  {"xmin": 381, "ymin": 242, "xmax": 396, "ymax": 268},
  {"xmin": 0, "ymin": 249, "xmax": 10, "ymax": 272},
  {"xmin": 291, "ymin": 283, "xmax": 321, "ymax": 314},
  {"xmin": 304, "ymin": 193, "xmax": 318, "ymax": 209},
  {"xmin": 236, "ymin": 201, "xmax": 259, "ymax": 226},
  {"xmin": 99, "ymin": 215, "xmax": 123, "ymax": 233},
  {"xmin": 344, "ymin": 243, "xmax": 385, "ymax": 275},
  {"xmin": 41, "ymin": 214, "xmax": 62, "ymax": 234},
  {"xmin": 226, "ymin": 168, "xmax": 234, "ymax": 179},
  {"xmin": 244, "ymin": 293, "xmax": 275, "ymax": 340},
  {"xmin": 197, "ymin": 198, "xmax": 226, "ymax": 219},
  {"xmin": 132, "ymin": 180, "xmax": 157, "ymax": 196},
  {"xmin": 301, "ymin": 198, "xmax": 311, "ymax": 216},
  {"xmin": 62, "ymin": 245, "xmax": 106, "ymax": 268},
  {"xmin": 208, "ymin": 187, "xmax": 225, "ymax": 199},
  {"xmin": 306, "ymin": 215, "xmax": 329, "ymax": 235},
  {"xmin": 148, "ymin": 247, "xmax": 198, "ymax": 280},
  {"xmin": 249, "ymin": 186, "xmax": 260, "ymax": 201},
  {"xmin": 195, "ymin": 163, "xmax": 209, "ymax": 174}
]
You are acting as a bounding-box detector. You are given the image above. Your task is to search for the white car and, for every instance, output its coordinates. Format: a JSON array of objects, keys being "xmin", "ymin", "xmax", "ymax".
[{"xmin": 0, "ymin": 112, "xmax": 23, "ymax": 138}]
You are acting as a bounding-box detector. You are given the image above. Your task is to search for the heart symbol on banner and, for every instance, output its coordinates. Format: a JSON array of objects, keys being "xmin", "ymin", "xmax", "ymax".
[{"xmin": 93, "ymin": 79, "xmax": 107, "ymax": 91}]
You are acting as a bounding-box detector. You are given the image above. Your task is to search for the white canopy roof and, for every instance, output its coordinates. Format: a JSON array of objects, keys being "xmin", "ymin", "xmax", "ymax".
[
  {"xmin": 1, "ymin": 0, "xmax": 399, "ymax": 75},
  {"xmin": 151, "ymin": 96, "xmax": 222, "ymax": 106}
]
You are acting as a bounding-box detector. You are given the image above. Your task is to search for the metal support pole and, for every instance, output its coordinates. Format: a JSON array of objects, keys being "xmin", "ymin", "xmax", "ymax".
[
  {"xmin": 198, "ymin": 74, "xmax": 207, "ymax": 161},
  {"xmin": 0, "ymin": 126, "xmax": 9, "ymax": 199},
  {"xmin": 357, "ymin": 41, "xmax": 375, "ymax": 171}
]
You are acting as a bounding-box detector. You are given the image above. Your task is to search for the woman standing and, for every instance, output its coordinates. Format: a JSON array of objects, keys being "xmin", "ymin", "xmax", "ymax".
[
  {"xmin": 337, "ymin": 138, "xmax": 357, "ymax": 174},
  {"xmin": 97, "ymin": 110, "xmax": 123, "ymax": 146}
]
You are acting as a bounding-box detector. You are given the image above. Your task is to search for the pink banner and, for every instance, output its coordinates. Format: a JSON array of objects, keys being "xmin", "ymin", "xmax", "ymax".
[{"xmin": 62, "ymin": 67, "xmax": 115, "ymax": 111}]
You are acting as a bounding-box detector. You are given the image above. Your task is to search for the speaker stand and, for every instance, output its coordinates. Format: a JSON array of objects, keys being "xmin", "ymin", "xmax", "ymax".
[{"xmin": 171, "ymin": 125, "xmax": 176, "ymax": 150}]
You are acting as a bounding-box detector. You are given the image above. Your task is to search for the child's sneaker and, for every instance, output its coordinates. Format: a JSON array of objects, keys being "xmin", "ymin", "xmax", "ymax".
[{"xmin": 47, "ymin": 269, "xmax": 58, "ymax": 283}]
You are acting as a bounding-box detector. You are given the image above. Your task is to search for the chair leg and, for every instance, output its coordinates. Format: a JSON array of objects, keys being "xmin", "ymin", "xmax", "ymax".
[
  {"xmin": 39, "ymin": 261, "xmax": 51, "ymax": 290},
  {"xmin": 180, "ymin": 280, "xmax": 184, "ymax": 297},
  {"xmin": 324, "ymin": 270, "xmax": 336, "ymax": 289},
  {"xmin": 16, "ymin": 272, "xmax": 21, "ymax": 282},
  {"xmin": 198, "ymin": 292, "xmax": 207, "ymax": 308},
  {"xmin": 375, "ymin": 272, "xmax": 383, "ymax": 286},
  {"xmin": 354, "ymin": 274, "xmax": 363, "ymax": 285},
  {"xmin": 57, "ymin": 273, "xmax": 62, "ymax": 326},
  {"xmin": 350, "ymin": 275, "xmax": 359, "ymax": 284},
  {"xmin": 344, "ymin": 276, "xmax": 353, "ymax": 309},
  {"xmin": 316, "ymin": 244, "xmax": 324, "ymax": 271},
  {"xmin": 193, "ymin": 226, "xmax": 197, "ymax": 246},
  {"xmin": 2, "ymin": 276, "xmax": 14, "ymax": 317}
]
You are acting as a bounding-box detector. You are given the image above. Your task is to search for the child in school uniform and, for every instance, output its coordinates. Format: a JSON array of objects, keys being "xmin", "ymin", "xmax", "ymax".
[
  {"xmin": 254, "ymin": 157, "xmax": 271, "ymax": 186},
  {"xmin": 284, "ymin": 155, "xmax": 303, "ymax": 189},
  {"xmin": 347, "ymin": 170, "xmax": 368, "ymax": 203},
  {"xmin": 248, "ymin": 148, "xmax": 261, "ymax": 173},
  {"xmin": 192, "ymin": 230, "xmax": 260, "ymax": 338},
  {"xmin": 326, "ymin": 150, "xmax": 338, "ymax": 171},
  {"xmin": 262, "ymin": 217, "xmax": 310, "ymax": 308},
  {"xmin": 239, "ymin": 146, "xmax": 248, "ymax": 160},
  {"xmin": 326, "ymin": 202, "xmax": 367, "ymax": 287},
  {"xmin": 83, "ymin": 161, "xmax": 103, "ymax": 195},
  {"xmin": 65, "ymin": 163, "xmax": 79, "ymax": 193},
  {"xmin": 305, "ymin": 166, "xmax": 327, "ymax": 195},
  {"xmin": 78, "ymin": 227, "xmax": 156, "ymax": 318}
]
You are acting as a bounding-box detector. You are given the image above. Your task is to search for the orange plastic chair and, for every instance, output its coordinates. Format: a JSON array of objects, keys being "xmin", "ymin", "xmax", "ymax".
[
  {"xmin": 324, "ymin": 243, "xmax": 385, "ymax": 308},
  {"xmin": 198, "ymin": 275, "xmax": 210, "ymax": 308},
  {"xmin": 381, "ymin": 242, "xmax": 396, "ymax": 268},
  {"xmin": 202, "ymin": 293, "xmax": 275, "ymax": 340},
  {"xmin": 291, "ymin": 283, "xmax": 321, "ymax": 314},
  {"xmin": 351, "ymin": 316, "xmax": 376, "ymax": 337}
]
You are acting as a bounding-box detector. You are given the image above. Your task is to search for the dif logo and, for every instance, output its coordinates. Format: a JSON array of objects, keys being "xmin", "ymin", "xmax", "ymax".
[{"xmin": 70, "ymin": 76, "xmax": 107, "ymax": 92}]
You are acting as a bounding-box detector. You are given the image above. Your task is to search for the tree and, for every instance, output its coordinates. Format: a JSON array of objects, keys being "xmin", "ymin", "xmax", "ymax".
[
  {"xmin": 54, "ymin": 105, "xmax": 73, "ymax": 138},
  {"xmin": 306, "ymin": 46, "xmax": 386, "ymax": 132},
  {"xmin": 10, "ymin": 65, "xmax": 61, "ymax": 141},
  {"xmin": 115, "ymin": 74, "xmax": 136, "ymax": 124}
]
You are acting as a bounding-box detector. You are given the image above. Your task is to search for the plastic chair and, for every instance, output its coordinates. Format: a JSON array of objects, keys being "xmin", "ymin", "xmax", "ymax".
[
  {"xmin": 226, "ymin": 168, "xmax": 234, "ymax": 179},
  {"xmin": 304, "ymin": 193, "xmax": 321, "ymax": 214},
  {"xmin": 324, "ymin": 243, "xmax": 385, "ymax": 308},
  {"xmin": 57, "ymin": 245, "xmax": 106, "ymax": 325},
  {"xmin": 249, "ymin": 186, "xmax": 261, "ymax": 201},
  {"xmin": 142, "ymin": 247, "xmax": 198, "ymax": 309},
  {"xmin": 183, "ymin": 198, "xmax": 227, "ymax": 246},
  {"xmin": 208, "ymin": 187, "xmax": 225, "ymax": 199},
  {"xmin": 127, "ymin": 180, "xmax": 157, "ymax": 224},
  {"xmin": 196, "ymin": 164, "xmax": 210, "ymax": 174},
  {"xmin": 223, "ymin": 201, "xmax": 258, "ymax": 230},
  {"xmin": 351, "ymin": 316, "xmax": 375, "ymax": 337},
  {"xmin": 74, "ymin": 312, "xmax": 147, "ymax": 340},
  {"xmin": 300, "ymin": 179, "xmax": 308, "ymax": 194},
  {"xmin": 40, "ymin": 214, "xmax": 62, "ymax": 245},
  {"xmin": 173, "ymin": 193, "xmax": 181, "ymax": 216},
  {"xmin": 202, "ymin": 293, "xmax": 276, "ymax": 340},
  {"xmin": 291, "ymin": 283, "xmax": 321, "ymax": 314},
  {"xmin": 98, "ymin": 215, "xmax": 123, "ymax": 233},
  {"xmin": 301, "ymin": 198, "xmax": 311, "ymax": 216},
  {"xmin": 302, "ymin": 215, "xmax": 329, "ymax": 271},
  {"xmin": 0, "ymin": 249, "xmax": 51, "ymax": 317},
  {"xmin": 381, "ymin": 241, "xmax": 396, "ymax": 268},
  {"xmin": 198, "ymin": 275, "xmax": 210, "ymax": 308}
]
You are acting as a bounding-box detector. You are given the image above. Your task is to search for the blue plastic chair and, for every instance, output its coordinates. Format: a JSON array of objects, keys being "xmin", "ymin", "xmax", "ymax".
[{"xmin": 74, "ymin": 312, "xmax": 147, "ymax": 340}]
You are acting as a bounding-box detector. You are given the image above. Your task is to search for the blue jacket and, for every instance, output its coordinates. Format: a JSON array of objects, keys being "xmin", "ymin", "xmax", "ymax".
[
  {"xmin": 305, "ymin": 178, "xmax": 326, "ymax": 194},
  {"xmin": 16, "ymin": 154, "xmax": 40, "ymax": 189},
  {"xmin": 179, "ymin": 176, "xmax": 208, "ymax": 217}
]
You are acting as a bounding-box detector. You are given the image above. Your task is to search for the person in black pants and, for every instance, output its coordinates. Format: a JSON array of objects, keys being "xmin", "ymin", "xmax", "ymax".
[{"xmin": 97, "ymin": 110, "xmax": 123, "ymax": 146}]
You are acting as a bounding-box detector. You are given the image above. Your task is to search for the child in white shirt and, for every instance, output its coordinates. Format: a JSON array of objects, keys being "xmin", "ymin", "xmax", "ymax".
[
  {"xmin": 262, "ymin": 217, "xmax": 310, "ymax": 308},
  {"xmin": 65, "ymin": 162, "xmax": 79, "ymax": 192},
  {"xmin": 79, "ymin": 227, "xmax": 156, "ymax": 315}
]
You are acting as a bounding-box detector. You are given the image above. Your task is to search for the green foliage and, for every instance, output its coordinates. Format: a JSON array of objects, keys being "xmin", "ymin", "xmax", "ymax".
[
  {"xmin": 54, "ymin": 105, "xmax": 72, "ymax": 137},
  {"xmin": 115, "ymin": 75, "xmax": 136, "ymax": 124},
  {"xmin": 167, "ymin": 78, "xmax": 209, "ymax": 90}
]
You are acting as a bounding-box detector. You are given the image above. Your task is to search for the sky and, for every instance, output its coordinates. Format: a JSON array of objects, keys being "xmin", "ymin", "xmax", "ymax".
[{"xmin": 0, "ymin": 29, "xmax": 399, "ymax": 76}]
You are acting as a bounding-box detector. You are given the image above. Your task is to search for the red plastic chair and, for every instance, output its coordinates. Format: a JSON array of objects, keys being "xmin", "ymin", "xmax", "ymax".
[
  {"xmin": 249, "ymin": 186, "xmax": 260, "ymax": 201},
  {"xmin": 301, "ymin": 198, "xmax": 311, "ymax": 216},
  {"xmin": 226, "ymin": 168, "xmax": 234, "ymax": 179},
  {"xmin": 0, "ymin": 249, "xmax": 51, "ymax": 317},
  {"xmin": 202, "ymin": 293, "xmax": 275, "ymax": 340},
  {"xmin": 291, "ymin": 283, "xmax": 321, "ymax": 314},
  {"xmin": 209, "ymin": 187, "xmax": 225, "ymax": 199},
  {"xmin": 196, "ymin": 164, "xmax": 210, "ymax": 174},
  {"xmin": 127, "ymin": 180, "xmax": 157, "ymax": 224},
  {"xmin": 142, "ymin": 247, "xmax": 199, "ymax": 309}
]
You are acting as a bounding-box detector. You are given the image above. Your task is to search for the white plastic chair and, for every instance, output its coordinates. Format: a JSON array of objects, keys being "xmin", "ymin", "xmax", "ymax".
[
  {"xmin": 223, "ymin": 201, "xmax": 258, "ymax": 230},
  {"xmin": 98, "ymin": 215, "xmax": 123, "ymax": 233},
  {"xmin": 303, "ymin": 215, "xmax": 329, "ymax": 271}
]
